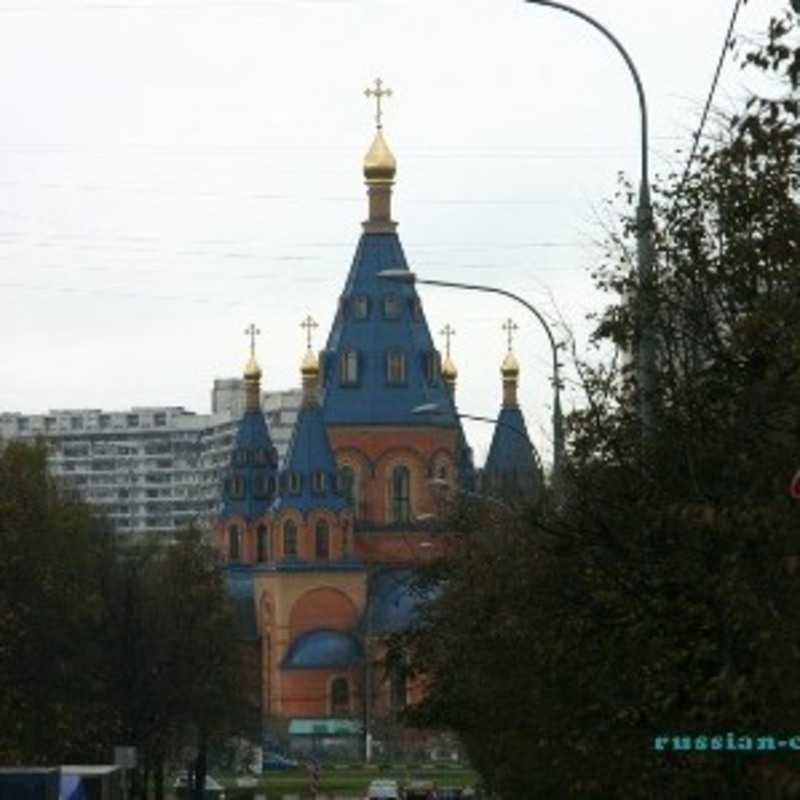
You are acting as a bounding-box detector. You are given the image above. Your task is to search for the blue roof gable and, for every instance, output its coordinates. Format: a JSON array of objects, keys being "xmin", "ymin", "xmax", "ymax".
[
  {"xmin": 273, "ymin": 402, "xmax": 349, "ymax": 514},
  {"xmin": 221, "ymin": 409, "xmax": 279, "ymax": 519},
  {"xmin": 281, "ymin": 628, "xmax": 364, "ymax": 669},
  {"xmin": 321, "ymin": 232, "xmax": 458, "ymax": 428},
  {"xmin": 484, "ymin": 406, "xmax": 542, "ymax": 489}
]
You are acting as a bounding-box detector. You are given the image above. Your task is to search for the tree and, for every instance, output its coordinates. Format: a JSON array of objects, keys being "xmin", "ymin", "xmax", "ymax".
[
  {"xmin": 389, "ymin": 7, "xmax": 800, "ymax": 797},
  {"xmin": 0, "ymin": 439, "xmax": 114, "ymax": 764}
]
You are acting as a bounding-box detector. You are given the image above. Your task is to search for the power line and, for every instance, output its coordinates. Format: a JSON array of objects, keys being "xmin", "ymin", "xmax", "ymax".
[{"xmin": 669, "ymin": 0, "xmax": 744, "ymax": 225}]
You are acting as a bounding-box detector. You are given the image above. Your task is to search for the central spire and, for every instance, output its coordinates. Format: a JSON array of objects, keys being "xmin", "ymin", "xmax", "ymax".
[{"xmin": 363, "ymin": 78, "xmax": 397, "ymax": 233}]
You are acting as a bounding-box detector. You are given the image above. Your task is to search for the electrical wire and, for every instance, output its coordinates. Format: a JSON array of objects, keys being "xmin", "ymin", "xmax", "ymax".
[{"xmin": 668, "ymin": 0, "xmax": 744, "ymax": 228}]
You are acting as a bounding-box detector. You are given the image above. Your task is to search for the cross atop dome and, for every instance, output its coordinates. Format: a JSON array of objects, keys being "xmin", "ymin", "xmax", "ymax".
[{"xmin": 364, "ymin": 78, "xmax": 393, "ymax": 130}]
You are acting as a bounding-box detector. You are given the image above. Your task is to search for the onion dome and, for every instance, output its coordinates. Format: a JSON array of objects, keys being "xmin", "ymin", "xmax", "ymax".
[
  {"xmin": 501, "ymin": 350, "xmax": 520, "ymax": 378},
  {"xmin": 364, "ymin": 129, "xmax": 397, "ymax": 183}
]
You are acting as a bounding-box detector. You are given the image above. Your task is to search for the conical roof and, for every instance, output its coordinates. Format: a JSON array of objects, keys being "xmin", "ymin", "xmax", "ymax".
[
  {"xmin": 221, "ymin": 408, "xmax": 279, "ymax": 520},
  {"xmin": 273, "ymin": 402, "xmax": 348, "ymax": 514},
  {"xmin": 321, "ymin": 232, "xmax": 458, "ymax": 428},
  {"xmin": 484, "ymin": 405, "xmax": 541, "ymax": 498}
]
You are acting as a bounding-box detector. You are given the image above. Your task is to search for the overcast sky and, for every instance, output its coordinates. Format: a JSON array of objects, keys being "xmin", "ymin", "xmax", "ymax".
[{"xmin": 0, "ymin": 0, "xmax": 789, "ymax": 465}]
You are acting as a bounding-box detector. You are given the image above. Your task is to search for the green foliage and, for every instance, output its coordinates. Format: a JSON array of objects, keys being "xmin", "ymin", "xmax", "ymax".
[
  {"xmin": 0, "ymin": 439, "xmax": 255, "ymax": 798},
  {"xmin": 389, "ymin": 8, "xmax": 800, "ymax": 798}
]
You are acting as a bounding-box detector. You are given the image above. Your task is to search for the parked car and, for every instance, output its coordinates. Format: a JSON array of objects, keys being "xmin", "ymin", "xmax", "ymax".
[
  {"xmin": 261, "ymin": 752, "xmax": 299, "ymax": 771},
  {"xmin": 365, "ymin": 778, "xmax": 401, "ymax": 800},
  {"xmin": 173, "ymin": 773, "xmax": 226, "ymax": 798}
]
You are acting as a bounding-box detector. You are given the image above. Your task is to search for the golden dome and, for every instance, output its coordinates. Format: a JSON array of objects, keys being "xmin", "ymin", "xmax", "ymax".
[
  {"xmin": 442, "ymin": 353, "xmax": 458, "ymax": 381},
  {"xmin": 501, "ymin": 351, "xmax": 520, "ymax": 378},
  {"xmin": 301, "ymin": 348, "xmax": 319, "ymax": 376},
  {"xmin": 244, "ymin": 355, "xmax": 262, "ymax": 380},
  {"xmin": 364, "ymin": 129, "xmax": 397, "ymax": 182}
]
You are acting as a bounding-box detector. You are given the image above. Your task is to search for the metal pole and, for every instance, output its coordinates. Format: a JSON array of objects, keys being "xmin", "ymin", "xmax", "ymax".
[
  {"xmin": 526, "ymin": 0, "xmax": 655, "ymax": 444},
  {"xmin": 417, "ymin": 277, "xmax": 565, "ymax": 476}
]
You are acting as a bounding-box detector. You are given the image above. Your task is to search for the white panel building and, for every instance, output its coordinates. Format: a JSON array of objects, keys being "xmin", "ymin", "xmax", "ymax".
[{"xmin": 0, "ymin": 383, "xmax": 302, "ymax": 540}]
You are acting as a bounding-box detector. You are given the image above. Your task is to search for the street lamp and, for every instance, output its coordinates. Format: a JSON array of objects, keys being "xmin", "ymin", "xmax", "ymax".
[
  {"xmin": 413, "ymin": 403, "xmax": 545, "ymax": 499},
  {"xmin": 377, "ymin": 269, "xmax": 565, "ymax": 476},
  {"xmin": 525, "ymin": 0, "xmax": 655, "ymax": 444}
]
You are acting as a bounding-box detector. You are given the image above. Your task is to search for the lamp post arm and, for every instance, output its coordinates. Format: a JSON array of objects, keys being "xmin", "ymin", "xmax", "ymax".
[
  {"xmin": 417, "ymin": 278, "xmax": 560, "ymax": 386},
  {"xmin": 526, "ymin": 0, "xmax": 649, "ymax": 191}
]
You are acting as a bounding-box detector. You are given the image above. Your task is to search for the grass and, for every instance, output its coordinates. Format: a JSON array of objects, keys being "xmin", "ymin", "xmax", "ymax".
[{"xmin": 183, "ymin": 764, "xmax": 477, "ymax": 797}]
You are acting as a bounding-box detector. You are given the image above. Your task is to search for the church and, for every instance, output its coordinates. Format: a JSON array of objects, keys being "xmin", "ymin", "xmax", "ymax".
[{"xmin": 213, "ymin": 82, "xmax": 541, "ymax": 755}]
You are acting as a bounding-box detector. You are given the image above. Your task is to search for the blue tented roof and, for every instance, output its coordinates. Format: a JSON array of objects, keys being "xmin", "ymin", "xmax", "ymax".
[
  {"xmin": 321, "ymin": 232, "xmax": 459, "ymax": 428},
  {"xmin": 221, "ymin": 409, "xmax": 279, "ymax": 520},
  {"xmin": 483, "ymin": 405, "xmax": 542, "ymax": 494},
  {"xmin": 273, "ymin": 402, "xmax": 349, "ymax": 514},
  {"xmin": 223, "ymin": 564, "xmax": 258, "ymax": 641},
  {"xmin": 281, "ymin": 628, "xmax": 364, "ymax": 669},
  {"xmin": 366, "ymin": 568, "xmax": 426, "ymax": 634}
]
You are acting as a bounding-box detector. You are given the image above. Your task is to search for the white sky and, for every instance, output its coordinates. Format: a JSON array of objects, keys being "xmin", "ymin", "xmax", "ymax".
[{"xmin": 0, "ymin": 0, "xmax": 789, "ymax": 466}]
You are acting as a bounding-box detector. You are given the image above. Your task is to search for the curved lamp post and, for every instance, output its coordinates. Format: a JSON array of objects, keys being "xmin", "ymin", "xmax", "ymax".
[
  {"xmin": 377, "ymin": 269, "xmax": 565, "ymax": 476},
  {"xmin": 412, "ymin": 402, "xmax": 546, "ymax": 481},
  {"xmin": 526, "ymin": 0, "xmax": 655, "ymax": 443}
]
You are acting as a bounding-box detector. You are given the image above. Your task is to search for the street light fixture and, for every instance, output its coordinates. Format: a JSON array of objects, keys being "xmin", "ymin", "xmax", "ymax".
[
  {"xmin": 525, "ymin": 0, "xmax": 655, "ymax": 444},
  {"xmin": 377, "ymin": 269, "xmax": 565, "ymax": 476},
  {"xmin": 412, "ymin": 402, "xmax": 545, "ymax": 486}
]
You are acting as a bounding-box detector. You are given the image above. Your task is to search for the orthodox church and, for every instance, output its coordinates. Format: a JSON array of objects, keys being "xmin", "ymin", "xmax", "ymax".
[{"xmin": 214, "ymin": 83, "xmax": 541, "ymax": 749}]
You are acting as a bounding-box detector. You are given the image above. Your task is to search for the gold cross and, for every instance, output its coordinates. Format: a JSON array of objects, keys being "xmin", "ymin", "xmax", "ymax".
[
  {"xmin": 244, "ymin": 323, "xmax": 260, "ymax": 358},
  {"xmin": 440, "ymin": 324, "xmax": 456, "ymax": 358},
  {"xmin": 364, "ymin": 78, "xmax": 393, "ymax": 129},
  {"xmin": 301, "ymin": 315, "xmax": 318, "ymax": 351},
  {"xmin": 502, "ymin": 318, "xmax": 519, "ymax": 352}
]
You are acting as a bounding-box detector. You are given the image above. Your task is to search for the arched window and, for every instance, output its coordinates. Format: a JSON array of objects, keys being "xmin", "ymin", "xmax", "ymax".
[
  {"xmin": 288, "ymin": 472, "xmax": 301, "ymax": 494},
  {"xmin": 424, "ymin": 351, "xmax": 441, "ymax": 384},
  {"xmin": 390, "ymin": 671, "xmax": 407, "ymax": 709},
  {"xmin": 228, "ymin": 525, "xmax": 240, "ymax": 561},
  {"xmin": 386, "ymin": 351, "xmax": 406, "ymax": 385},
  {"xmin": 312, "ymin": 471, "xmax": 326, "ymax": 493},
  {"xmin": 340, "ymin": 350, "xmax": 359, "ymax": 385},
  {"xmin": 257, "ymin": 524, "xmax": 270, "ymax": 562},
  {"xmin": 383, "ymin": 293, "xmax": 402, "ymax": 319},
  {"xmin": 342, "ymin": 521, "xmax": 351, "ymax": 557},
  {"xmin": 352, "ymin": 295, "xmax": 369, "ymax": 320},
  {"xmin": 232, "ymin": 476, "xmax": 245, "ymax": 499},
  {"xmin": 331, "ymin": 677, "xmax": 350, "ymax": 714},
  {"xmin": 390, "ymin": 466, "xmax": 411, "ymax": 523},
  {"xmin": 315, "ymin": 520, "xmax": 330, "ymax": 560},
  {"xmin": 283, "ymin": 520, "xmax": 298, "ymax": 558},
  {"xmin": 338, "ymin": 465, "xmax": 356, "ymax": 505}
]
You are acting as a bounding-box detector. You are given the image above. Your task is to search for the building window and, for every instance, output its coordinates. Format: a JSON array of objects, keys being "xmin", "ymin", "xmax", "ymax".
[
  {"xmin": 383, "ymin": 293, "xmax": 402, "ymax": 319},
  {"xmin": 342, "ymin": 521, "xmax": 351, "ymax": 556},
  {"xmin": 283, "ymin": 520, "xmax": 298, "ymax": 558},
  {"xmin": 126, "ymin": 414, "xmax": 139, "ymax": 428},
  {"xmin": 331, "ymin": 677, "xmax": 350, "ymax": 714},
  {"xmin": 390, "ymin": 465, "xmax": 411, "ymax": 523},
  {"xmin": 424, "ymin": 351, "xmax": 441, "ymax": 384},
  {"xmin": 312, "ymin": 471, "xmax": 326, "ymax": 493},
  {"xmin": 154, "ymin": 412, "xmax": 166, "ymax": 427},
  {"xmin": 386, "ymin": 351, "xmax": 406, "ymax": 385},
  {"xmin": 229, "ymin": 525, "xmax": 240, "ymax": 561},
  {"xmin": 390, "ymin": 671, "xmax": 407, "ymax": 709},
  {"xmin": 288, "ymin": 472, "xmax": 301, "ymax": 494},
  {"xmin": 232, "ymin": 476, "xmax": 245, "ymax": 498},
  {"xmin": 340, "ymin": 350, "xmax": 359, "ymax": 386},
  {"xmin": 352, "ymin": 295, "xmax": 369, "ymax": 320},
  {"xmin": 257, "ymin": 525, "xmax": 270, "ymax": 562},
  {"xmin": 338, "ymin": 466, "xmax": 356, "ymax": 505},
  {"xmin": 315, "ymin": 521, "xmax": 330, "ymax": 560},
  {"xmin": 71, "ymin": 416, "xmax": 84, "ymax": 431},
  {"xmin": 254, "ymin": 474, "xmax": 268, "ymax": 499}
]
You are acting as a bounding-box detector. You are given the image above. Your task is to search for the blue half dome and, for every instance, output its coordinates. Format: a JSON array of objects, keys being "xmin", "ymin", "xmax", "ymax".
[{"xmin": 281, "ymin": 628, "xmax": 364, "ymax": 669}]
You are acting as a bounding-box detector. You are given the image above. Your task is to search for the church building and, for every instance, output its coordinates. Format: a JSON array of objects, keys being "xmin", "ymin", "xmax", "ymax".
[{"xmin": 214, "ymin": 82, "xmax": 541, "ymax": 752}]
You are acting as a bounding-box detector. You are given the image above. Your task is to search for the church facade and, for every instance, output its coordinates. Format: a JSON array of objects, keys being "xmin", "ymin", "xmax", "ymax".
[{"xmin": 213, "ymin": 88, "xmax": 540, "ymax": 751}]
